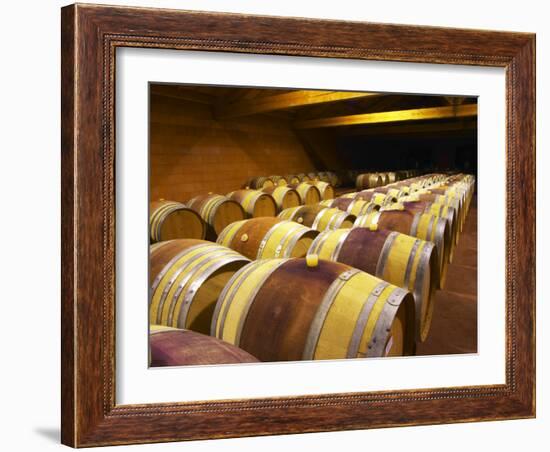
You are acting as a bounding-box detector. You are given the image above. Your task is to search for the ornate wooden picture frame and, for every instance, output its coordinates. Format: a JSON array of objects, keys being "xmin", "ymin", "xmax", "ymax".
[{"xmin": 61, "ymin": 3, "xmax": 535, "ymax": 447}]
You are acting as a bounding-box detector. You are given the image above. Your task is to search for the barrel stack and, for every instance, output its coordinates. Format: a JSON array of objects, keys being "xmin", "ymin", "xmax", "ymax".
[{"xmin": 148, "ymin": 171, "xmax": 475, "ymax": 366}]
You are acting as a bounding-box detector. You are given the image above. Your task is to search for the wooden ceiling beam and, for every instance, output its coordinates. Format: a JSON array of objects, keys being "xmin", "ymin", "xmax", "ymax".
[
  {"xmin": 294, "ymin": 103, "xmax": 477, "ymax": 129},
  {"xmin": 334, "ymin": 119, "xmax": 477, "ymax": 137},
  {"xmin": 216, "ymin": 90, "xmax": 381, "ymax": 118}
]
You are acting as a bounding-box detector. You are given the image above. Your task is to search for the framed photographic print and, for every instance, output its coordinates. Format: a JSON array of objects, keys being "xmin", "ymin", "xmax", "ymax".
[{"xmin": 61, "ymin": 3, "xmax": 535, "ymax": 447}]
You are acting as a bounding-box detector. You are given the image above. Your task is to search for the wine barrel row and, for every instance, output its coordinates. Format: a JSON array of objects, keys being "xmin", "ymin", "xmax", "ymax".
[
  {"xmin": 148, "ymin": 173, "xmax": 472, "ymax": 248},
  {"xmin": 307, "ymin": 227, "xmax": 438, "ymax": 342},
  {"xmin": 246, "ymin": 169, "xmax": 422, "ymax": 191},
  {"xmin": 147, "ymin": 172, "xmax": 474, "ymax": 364},
  {"xmin": 246, "ymin": 172, "xmax": 343, "ymax": 189},
  {"xmin": 354, "ymin": 207, "xmax": 452, "ymax": 286},
  {"xmin": 341, "ymin": 172, "xmax": 475, "ymax": 263},
  {"xmin": 149, "ymin": 239, "xmax": 417, "ymax": 360}
]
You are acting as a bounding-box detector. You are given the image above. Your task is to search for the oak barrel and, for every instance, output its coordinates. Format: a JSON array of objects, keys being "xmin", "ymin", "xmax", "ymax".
[
  {"xmin": 217, "ymin": 217, "xmax": 318, "ymax": 260},
  {"xmin": 279, "ymin": 205, "xmax": 356, "ymax": 232},
  {"xmin": 308, "ymin": 227, "xmax": 438, "ymax": 341},
  {"xmin": 372, "ymin": 187, "xmax": 404, "ymax": 205},
  {"xmin": 295, "ymin": 173, "xmax": 311, "ymax": 182},
  {"xmin": 246, "ymin": 176, "xmax": 275, "ymax": 190},
  {"xmin": 414, "ymin": 192, "xmax": 464, "ymax": 236},
  {"xmin": 187, "ymin": 194, "xmax": 246, "ymax": 240},
  {"xmin": 320, "ymin": 197, "xmax": 377, "ymax": 218},
  {"xmin": 378, "ymin": 172, "xmax": 390, "ymax": 186},
  {"xmin": 308, "ymin": 181, "xmax": 335, "ymax": 200},
  {"xmin": 226, "ymin": 189, "xmax": 277, "ymax": 218},
  {"xmin": 269, "ymin": 175, "xmax": 288, "ymax": 187},
  {"xmin": 150, "ymin": 326, "xmax": 258, "ymax": 366},
  {"xmin": 387, "ymin": 172, "xmax": 398, "ymax": 184},
  {"xmin": 356, "ymin": 173, "xmax": 383, "ymax": 190},
  {"xmin": 307, "ymin": 172, "xmax": 321, "ymax": 182},
  {"xmin": 354, "ymin": 208, "xmax": 451, "ymax": 287},
  {"xmin": 149, "ymin": 239, "xmax": 250, "ymax": 335},
  {"xmin": 211, "ymin": 258, "xmax": 416, "ymax": 360},
  {"xmin": 149, "ymin": 200, "xmax": 205, "ymax": 243},
  {"xmin": 262, "ymin": 186, "xmax": 301, "ymax": 211},
  {"xmin": 288, "ymin": 182, "xmax": 321, "ymax": 205},
  {"xmin": 342, "ymin": 189, "xmax": 389, "ymax": 207},
  {"xmin": 395, "ymin": 198, "xmax": 459, "ymax": 260},
  {"xmin": 317, "ymin": 172, "xmax": 331, "ymax": 183},
  {"xmin": 284, "ymin": 174, "xmax": 301, "ymax": 185}
]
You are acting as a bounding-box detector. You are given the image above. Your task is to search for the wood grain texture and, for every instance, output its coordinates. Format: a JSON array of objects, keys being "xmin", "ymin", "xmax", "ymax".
[
  {"xmin": 61, "ymin": 3, "xmax": 535, "ymax": 447},
  {"xmin": 294, "ymin": 104, "xmax": 477, "ymax": 129}
]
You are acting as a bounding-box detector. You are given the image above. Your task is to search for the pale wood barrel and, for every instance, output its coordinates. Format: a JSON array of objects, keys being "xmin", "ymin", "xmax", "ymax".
[
  {"xmin": 354, "ymin": 208, "xmax": 451, "ymax": 287},
  {"xmin": 306, "ymin": 172, "xmax": 321, "ymax": 182},
  {"xmin": 317, "ymin": 172, "xmax": 331, "ymax": 183},
  {"xmin": 308, "ymin": 227, "xmax": 438, "ymax": 341},
  {"xmin": 211, "ymin": 258, "xmax": 416, "ymax": 360},
  {"xmin": 149, "ymin": 326, "xmax": 258, "ymax": 366},
  {"xmin": 388, "ymin": 183, "xmax": 412, "ymax": 197},
  {"xmin": 415, "ymin": 192, "xmax": 464, "ymax": 235},
  {"xmin": 217, "ymin": 217, "xmax": 318, "ymax": 260},
  {"xmin": 429, "ymin": 187, "xmax": 469, "ymax": 230},
  {"xmin": 262, "ymin": 186, "xmax": 301, "ymax": 212},
  {"xmin": 284, "ymin": 174, "xmax": 301, "ymax": 185},
  {"xmin": 226, "ymin": 189, "xmax": 277, "ymax": 218},
  {"xmin": 343, "ymin": 189, "xmax": 389, "ymax": 207},
  {"xmin": 320, "ymin": 198, "xmax": 377, "ymax": 217},
  {"xmin": 149, "ymin": 200, "xmax": 205, "ymax": 243},
  {"xmin": 396, "ymin": 198, "xmax": 459, "ymax": 261},
  {"xmin": 268, "ymin": 175, "xmax": 288, "ymax": 187},
  {"xmin": 149, "ymin": 239, "xmax": 250, "ymax": 335},
  {"xmin": 288, "ymin": 182, "xmax": 321, "ymax": 205},
  {"xmin": 372, "ymin": 187, "xmax": 405, "ymax": 205},
  {"xmin": 278, "ymin": 205, "xmax": 356, "ymax": 232},
  {"xmin": 246, "ymin": 176, "xmax": 275, "ymax": 190},
  {"xmin": 295, "ymin": 173, "xmax": 311, "ymax": 182},
  {"xmin": 308, "ymin": 181, "xmax": 335, "ymax": 200},
  {"xmin": 187, "ymin": 194, "xmax": 246, "ymax": 240},
  {"xmin": 356, "ymin": 173, "xmax": 383, "ymax": 190},
  {"xmin": 387, "ymin": 172, "xmax": 397, "ymax": 183},
  {"xmin": 378, "ymin": 172, "xmax": 390, "ymax": 186}
]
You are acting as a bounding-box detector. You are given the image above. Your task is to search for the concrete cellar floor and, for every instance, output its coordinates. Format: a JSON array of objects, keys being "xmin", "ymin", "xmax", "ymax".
[{"xmin": 416, "ymin": 196, "xmax": 478, "ymax": 355}]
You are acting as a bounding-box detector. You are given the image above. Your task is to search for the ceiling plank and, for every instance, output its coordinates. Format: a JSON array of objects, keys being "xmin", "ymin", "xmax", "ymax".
[
  {"xmin": 294, "ymin": 103, "xmax": 477, "ymax": 129},
  {"xmin": 335, "ymin": 119, "xmax": 477, "ymax": 137},
  {"xmin": 216, "ymin": 90, "xmax": 381, "ymax": 118}
]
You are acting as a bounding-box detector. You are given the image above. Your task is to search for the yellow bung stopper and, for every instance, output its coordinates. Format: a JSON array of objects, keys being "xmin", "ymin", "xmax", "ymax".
[
  {"xmin": 159, "ymin": 198, "xmax": 165, "ymax": 201},
  {"xmin": 208, "ymin": 191, "xmax": 213, "ymax": 195},
  {"xmin": 369, "ymin": 223, "xmax": 378, "ymax": 231},
  {"xmin": 240, "ymin": 233, "xmax": 249, "ymax": 242},
  {"xmin": 297, "ymin": 217, "xmax": 304, "ymax": 224},
  {"xmin": 306, "ymin": 254, "xmax": 319, "ymax": 268}
]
